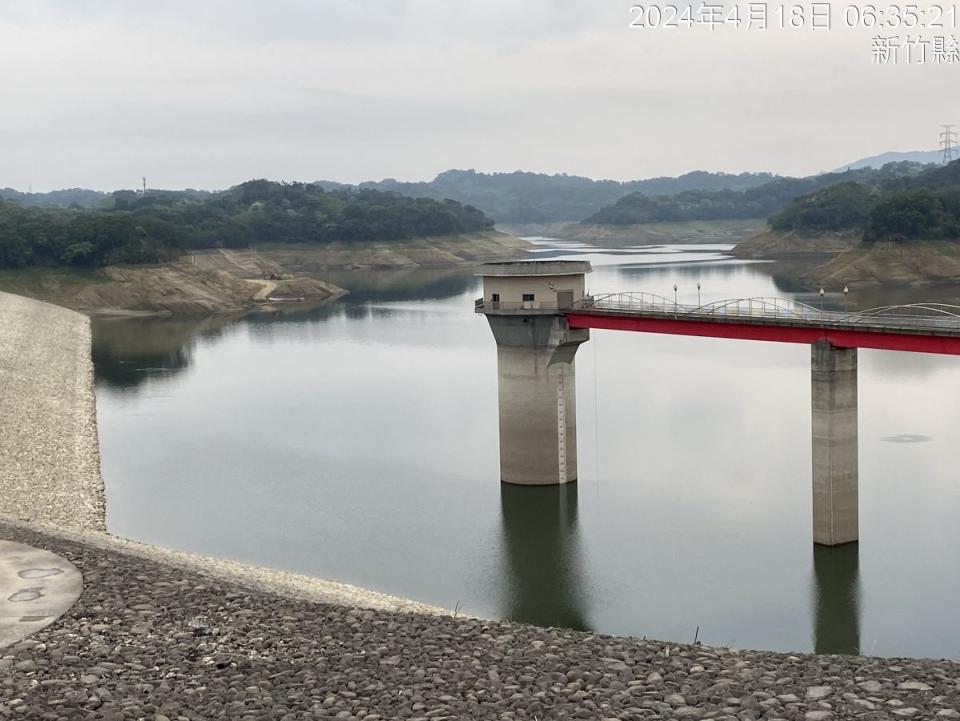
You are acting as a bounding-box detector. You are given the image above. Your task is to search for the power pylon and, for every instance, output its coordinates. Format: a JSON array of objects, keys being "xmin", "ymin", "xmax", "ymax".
[{"xmin": 941, "ymin": 124, "xmax": 957, "ymax": 164}]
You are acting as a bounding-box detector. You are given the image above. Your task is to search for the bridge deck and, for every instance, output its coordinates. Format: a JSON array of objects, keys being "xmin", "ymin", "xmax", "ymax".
[
  {"xmin": 562, "ymin": 294, "xmax": 960, "ymax": 355},
  {"xmin": 475, "ymin": 293, "xmax": 960, "ymax": 356}
]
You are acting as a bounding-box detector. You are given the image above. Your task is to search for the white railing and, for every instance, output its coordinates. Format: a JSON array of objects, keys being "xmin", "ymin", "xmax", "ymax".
[
  {"xmin": 474, "ymin": 298, "xmax": 575, "ymax": 313},
  {"xmin": 572, "ymin": 294, "xmax": 960, "ymax": 333}
]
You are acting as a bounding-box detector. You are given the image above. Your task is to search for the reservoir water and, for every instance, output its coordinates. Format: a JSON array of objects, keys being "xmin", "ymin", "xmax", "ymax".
[{"xmin": 93, "ymin": 239, "xmax": 960, "ymax": 659}]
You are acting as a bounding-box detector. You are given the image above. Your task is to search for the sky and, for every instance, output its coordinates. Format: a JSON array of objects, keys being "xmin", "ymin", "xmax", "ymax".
[{"xmin": 0, "ymin": 0, "xmax": 956, "ymax": 191}]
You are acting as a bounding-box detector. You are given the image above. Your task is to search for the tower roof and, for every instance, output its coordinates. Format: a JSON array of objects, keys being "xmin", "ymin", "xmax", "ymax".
[{"xmin": 477, "ymin": 260, "xmax": 592, "ymax": 277}]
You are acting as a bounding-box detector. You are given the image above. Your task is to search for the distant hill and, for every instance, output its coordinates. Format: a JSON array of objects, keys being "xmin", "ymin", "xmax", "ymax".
[
  {"xmin": 323, "ymin": 169, "xmax": 778, "ymax": 224},
  {"xmin": 733, "ymin": 158, "xmax": 960, "ymax": 284},
  {"xmin": 0, "ymin": 187, "xmax": 217, "ymax": 209},
  {"xmin": 0, "ymin": 187, "xmax": 110, "ymax": 209},
  {"xmin": 834, "ymin": 150, "xmax": 943, "ymax": 171},
  {"xmin": 314, "ymin": 180, "xmax": 355, "ymax": 192},
  {"xmin": 586, "ymin": 163, "xmax": 928, "ymax": 226},
  {"xmin": 769, "ymin": 159, "xmax": 960, "ymax": 242},
  {"xmin": 5, "ymin": 170, "xmax": 779, "ymax": 225}
]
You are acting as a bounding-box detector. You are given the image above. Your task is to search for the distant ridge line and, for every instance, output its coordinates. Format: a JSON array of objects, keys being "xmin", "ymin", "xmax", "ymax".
[{"xmin": 834, "ymin": 149, "xmax": 942, "ymax": 172}]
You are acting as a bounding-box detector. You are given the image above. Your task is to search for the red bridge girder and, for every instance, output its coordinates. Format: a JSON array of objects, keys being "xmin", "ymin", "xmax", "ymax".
[{"xmin": 563, "ymin": 311, "xmax": 960, "ymax": 356}]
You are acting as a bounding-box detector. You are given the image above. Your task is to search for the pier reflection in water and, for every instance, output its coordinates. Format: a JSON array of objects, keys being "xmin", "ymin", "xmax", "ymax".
[
  {"xmin": 812, "ymin": 544, "xmax": 861, "ymax": 655},
  {"xmin": 499, "ymin": 483, "xmax": 590, "ymax": 631}
]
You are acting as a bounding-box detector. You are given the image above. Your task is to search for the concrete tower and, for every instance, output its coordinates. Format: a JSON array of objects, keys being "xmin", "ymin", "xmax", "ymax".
[{"xmin": 475, "ymin": 261, "xmax": 592, "ymax": 485}]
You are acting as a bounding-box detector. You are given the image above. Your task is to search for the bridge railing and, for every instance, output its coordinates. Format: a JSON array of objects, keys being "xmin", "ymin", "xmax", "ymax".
[
  {"xmin": 576, "ymin": 293, "xmax": 824, "ymax": 320},
  {"xmin": 573, "ymin": 294, "xmax": 960, "ymax": 333},
  {"xmin": 842, "ymin": 303, "xmax": 960, "ymax": 327},
  {"xmin": 474, "ymin": 298, "xmax": 577, "ymax": 313},
  {"xmin": 475, "ymin": 292, "xmax": 960, "ymax": 332}
]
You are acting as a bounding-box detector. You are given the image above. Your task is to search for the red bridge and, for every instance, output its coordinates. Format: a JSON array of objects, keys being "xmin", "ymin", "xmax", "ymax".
[
  {"xmin": 476, "ymin": 285, "xmax": 960, "ymax": 547},
  {"xmin": 560, "ymin": 293, "xmax": 960, "ymax": 356}
]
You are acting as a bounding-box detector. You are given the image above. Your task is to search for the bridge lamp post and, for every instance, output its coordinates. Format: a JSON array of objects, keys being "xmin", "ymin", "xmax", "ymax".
[
  {"xmin": 697, "ymin": 282, "xmax": 701, "ymax": 309},
  {"xmin": 819, "ymin": 288, "xmax": 825, "ymax": 324},
  {"xmin": 674, "ymin": 284, "xmax": 678, "ymax": 317},
  {"xmin": 843, "ymin": 285, "xmax": 849, "ymax": 314}
]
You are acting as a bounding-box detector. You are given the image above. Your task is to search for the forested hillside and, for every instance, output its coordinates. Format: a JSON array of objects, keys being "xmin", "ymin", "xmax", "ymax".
[
  {"xmin": 770, "ymin": 160, "xmax": 960, "ymax": 243},
  {"xmin": 587, "ymin": 163, "xmax": 927, "ymax": 226},
  {"xmin": 0, "ymin": 180, "xmax": 494, "ymax": 269},
  {"xmin": 768, "ymin": 183, "xmax": 880, "ymax": 233},
  {"xmin": 352, "ymin": 169, "xmax": 777, "ymax": 223}
]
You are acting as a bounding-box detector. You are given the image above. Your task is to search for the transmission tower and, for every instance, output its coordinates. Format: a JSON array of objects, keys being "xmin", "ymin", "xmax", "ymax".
[
  {"xmin": 941, "ymin": 124, "xmax": 957, "ymax": 164},
  {"xmin": 142, "ymin": 176, "xmax": 147, "ymax": 194}
]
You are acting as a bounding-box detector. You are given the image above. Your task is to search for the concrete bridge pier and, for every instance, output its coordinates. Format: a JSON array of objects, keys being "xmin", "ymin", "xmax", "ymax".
[
  {"xmin": 488, "ymin": 315, "xmax": 589, "ymax": 484},
  {"xmin": 811, "ymin": 340, "xmax": 859, "ymax": 546}
]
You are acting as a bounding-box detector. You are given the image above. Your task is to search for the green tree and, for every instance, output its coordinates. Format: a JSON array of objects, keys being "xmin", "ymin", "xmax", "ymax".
[{"xmin": 863, "ymin": 191, "xmax": 950, "ymax": 242}]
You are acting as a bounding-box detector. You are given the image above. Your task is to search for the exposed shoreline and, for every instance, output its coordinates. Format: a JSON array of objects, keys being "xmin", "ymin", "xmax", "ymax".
[
  {"xmin": 0, "ymin": 231, "xmax": 531, "ymax": 317},
  {"xmin": 0, "ymin": 515, "xmax": 448, "ymax": 617},
  {"xmin": 733, "ymin": 228, "xmax": 960, "ymax": 289}
]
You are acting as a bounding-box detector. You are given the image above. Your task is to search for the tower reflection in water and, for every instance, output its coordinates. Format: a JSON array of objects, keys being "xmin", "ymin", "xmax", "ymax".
[
  {"xmin": 812, "ymin": 544, "xmax": 861, "ymax": 655},
  {"xmin": 498, "ymin": 483, "xmax": 591, "ymax": 631}
]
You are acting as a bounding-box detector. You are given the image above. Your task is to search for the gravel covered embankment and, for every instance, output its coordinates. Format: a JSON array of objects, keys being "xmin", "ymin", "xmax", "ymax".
[
  {"xmin": 0, "ymin": 292, "xmax": 104, "ymax": 531},
  {"xmin": 3, "ymin": 521, "xmax": 960, "ymax": 720}
]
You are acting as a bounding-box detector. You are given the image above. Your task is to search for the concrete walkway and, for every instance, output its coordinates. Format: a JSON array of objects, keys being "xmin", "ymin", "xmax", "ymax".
[{"xmin": 0, "ymin": 539, "xmax": 82, "ymax": 650}]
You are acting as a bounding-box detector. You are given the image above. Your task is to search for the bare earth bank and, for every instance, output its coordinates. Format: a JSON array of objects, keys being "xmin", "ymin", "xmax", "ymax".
[
  {"xmin": 732, "ymin": 228, "xmax": 861, "ymax": 259},
  {"xmin": 0, "ymin": 231, "xmax": 531, "ymax": 316},
  {"xmin": 804, "ymin": 240, "xmax": 960, "ymax": 286},
  {"xmin": 732, "ymin": 229, "xmax": 960, "ymax": 287}
]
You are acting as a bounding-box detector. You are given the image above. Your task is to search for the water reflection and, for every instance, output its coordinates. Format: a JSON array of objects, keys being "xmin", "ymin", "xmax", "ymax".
[
  {"xmin": 812, "ymin": 544, "xmax": 861, "ymax": 655},
  {"xmin": 92, "ymin": 298, "xmax": 439, "ymax": 390},
  {"xmin": 92, "ymin": 315, "xmax": 237, "ymax": 389},
  {"xmin": 322, "ymin": 267, "xmax": 476, "ymax": 302},
  {"xmin": 499, "ymin": 483, "xmax": 591, "ymax": 631}
]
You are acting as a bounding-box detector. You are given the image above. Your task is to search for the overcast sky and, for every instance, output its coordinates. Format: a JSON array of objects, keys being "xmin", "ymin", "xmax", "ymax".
[{"xmin": 0, "ymin": 0, "xmax": 955, "ymax": 191}]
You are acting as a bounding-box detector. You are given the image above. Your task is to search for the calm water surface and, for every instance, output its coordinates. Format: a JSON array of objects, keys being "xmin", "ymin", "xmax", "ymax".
[{"xmin": 93, "ymin": 239, "xmax": 960, "ymax": 659}]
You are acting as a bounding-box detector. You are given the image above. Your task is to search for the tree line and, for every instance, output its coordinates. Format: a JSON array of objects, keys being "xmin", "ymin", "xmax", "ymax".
[
  {"xmin": 769, "ymin": 160, "xmax": 960, "ymax": 243},
  {"xmin": 356, "ymin": 169, "xmax": 778, "ymax": 223},
  {"xmin": 0, "ymin": 180, "xmax": 494, "ymax": 269},
  {"xmin": 584, "ymin": 163, "xmax": 928, "ymax": 226}
]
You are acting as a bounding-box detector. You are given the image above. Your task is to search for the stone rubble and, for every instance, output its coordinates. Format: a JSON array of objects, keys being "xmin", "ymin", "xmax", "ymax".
[
  {"xmin": 2, "ymin": 522, "xmax": 959, "ymax": 720},
  {"xmin": 0, "ymin": 292, "xmax": 104, "ymax": 532}
]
